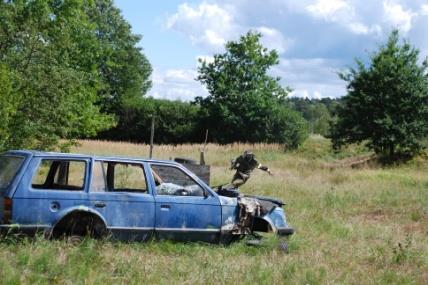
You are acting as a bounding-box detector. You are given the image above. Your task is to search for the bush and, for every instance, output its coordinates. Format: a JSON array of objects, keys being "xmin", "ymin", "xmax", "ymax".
[{"xmin": 268, "ymin": 106, "xmax": 309, "ymax": 150}]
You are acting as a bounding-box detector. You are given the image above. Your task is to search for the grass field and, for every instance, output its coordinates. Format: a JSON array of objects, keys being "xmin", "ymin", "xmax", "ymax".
[{"xmin": 1, "ymin": 136, "xmax": 427, "ymax": 284}]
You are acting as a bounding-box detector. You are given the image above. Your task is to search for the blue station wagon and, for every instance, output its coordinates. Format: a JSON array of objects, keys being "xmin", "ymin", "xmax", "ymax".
[{"xmin": 0, "ymin": 150, "xmax": 293, "ymax": 244}]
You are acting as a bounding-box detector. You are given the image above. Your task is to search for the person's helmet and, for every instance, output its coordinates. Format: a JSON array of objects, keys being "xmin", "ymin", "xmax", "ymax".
[{"xmin": 243, "ymin": 150, "xmax": 255, "ymax": 160}]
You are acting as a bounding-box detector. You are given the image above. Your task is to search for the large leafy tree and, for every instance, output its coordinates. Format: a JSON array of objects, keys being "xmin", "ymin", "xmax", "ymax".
[
  {"xmin": 0, "ymin": 0, "xmax": 151, "ymax": 151},
  {"xmin": 87, "ymin": 0, "xmax": 152, "ymax": 113},
  {"xmin": 195, "ymin": 31, "xmax": 307, "ymax": 147},
  {"xmin": 331, "ymin": 30, "xmax": 428, "ymax": 158},
  {"xmin": 0, "ymin": 0, "xmax": 114, "ymax": 150},
  {"xmin": 0, "ymin": 64, "xmax": 20, "ymax": 151}
]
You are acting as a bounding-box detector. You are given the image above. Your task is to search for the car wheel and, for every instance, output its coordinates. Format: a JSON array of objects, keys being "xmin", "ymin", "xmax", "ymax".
[{"xmin": 67, "ymin": 235, "xmax": 84, "ymax": 245}]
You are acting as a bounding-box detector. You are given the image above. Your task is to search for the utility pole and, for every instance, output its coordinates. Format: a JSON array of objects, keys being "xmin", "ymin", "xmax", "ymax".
[{"xmin": 149, "ymin": 115, "xmax": 155, "ymax": 159}]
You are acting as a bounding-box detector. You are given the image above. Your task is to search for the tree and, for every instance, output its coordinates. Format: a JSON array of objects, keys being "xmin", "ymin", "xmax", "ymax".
[
  {"xmin": 0, "ymin": 0, "xmax": 115, "ymax": 151},
  {"xmin": 195, "ymin": 31, "xmax": 307, "ymax": 148},
  {"xmin": 0, "ymin": 0, "xmax": 151, "ymax": 151},
  {"xmin": 87, "ymin": 0, "xmax": 152, "ymax": 114},
  {"xmin": 0, "ymin": 64, "xmax": 20, "ymax": 151},
  {"xmin": 331, "ymin": 30, "xmax": 428, "ymax": 158}
]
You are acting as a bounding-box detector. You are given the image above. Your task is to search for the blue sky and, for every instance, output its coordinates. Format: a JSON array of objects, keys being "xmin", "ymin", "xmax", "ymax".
[{"xmin": 115, "ymin": 0, "xmax": 428, "ymax": 100}]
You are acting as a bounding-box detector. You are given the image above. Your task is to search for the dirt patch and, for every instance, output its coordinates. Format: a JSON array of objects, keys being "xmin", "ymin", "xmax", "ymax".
[
  {"xmin": 363, "ymin": 209, "xmax": 386, "ymax": 221},
  {"xmin": 402, "ymin": 222, "xmax": 428, "ymax": 235},
  {"xmin": 324, "ymin": 154, "xmax": 378, "ymax": 169}
]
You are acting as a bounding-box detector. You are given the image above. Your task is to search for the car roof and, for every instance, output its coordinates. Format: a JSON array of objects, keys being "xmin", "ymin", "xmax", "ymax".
[{"xmin": 3, "ymin": 150, "xmax": 176, "ymax": 165}]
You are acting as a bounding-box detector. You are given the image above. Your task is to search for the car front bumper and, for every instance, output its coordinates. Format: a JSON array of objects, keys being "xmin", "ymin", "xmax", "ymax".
[{"xmin": 276, "ymin": 227, "xmax": 294, "ymax": 236}]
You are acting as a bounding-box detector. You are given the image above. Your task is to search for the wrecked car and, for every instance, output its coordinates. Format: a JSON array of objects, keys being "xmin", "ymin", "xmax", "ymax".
[{"xmin": 0, "ymin": 150, "xmax": 293, "ymax": 244}]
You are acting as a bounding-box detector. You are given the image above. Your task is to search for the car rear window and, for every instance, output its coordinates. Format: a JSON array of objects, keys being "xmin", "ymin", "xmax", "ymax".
[
  {"xmin": 32, "ymin": 159, "xmax": 86, "ymax": 191},
  {"xmin": 0, "ymin": 155, "xmax": 25, "ymax": 192}
]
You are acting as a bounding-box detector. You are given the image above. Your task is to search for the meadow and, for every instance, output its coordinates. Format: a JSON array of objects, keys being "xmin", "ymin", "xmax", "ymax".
[{"xmin": 0, "ymin": 136, "xmax": 427, "ymax": 284}]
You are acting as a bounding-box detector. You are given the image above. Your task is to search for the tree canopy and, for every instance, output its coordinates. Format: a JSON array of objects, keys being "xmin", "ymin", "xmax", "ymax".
[
  {"xmin": 0, "ymin": 0, "xmax": 151, "ymax": 151},
  {"xmin": 331, "ymin": 30, "xmax": 428, "ymax": 158},
  {"xmin": 87, "ymin": 0, "xmax": 152, "ymax": 114}
]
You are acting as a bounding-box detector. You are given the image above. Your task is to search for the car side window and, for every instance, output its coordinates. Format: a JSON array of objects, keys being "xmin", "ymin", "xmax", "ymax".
[
  {"xmin": 32, "ymin": 159, "xmax": 86, "ymax": 191},
  {"xmin": 90, "ymin": 161, "xmax": 147, "ymax": 193},
  {"xmin": 151, "ymin": 164, "xmax": 205, "ymax": 196}
]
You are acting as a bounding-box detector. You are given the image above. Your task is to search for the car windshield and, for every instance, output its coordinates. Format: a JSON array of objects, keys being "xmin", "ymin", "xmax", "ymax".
[{"xmin": 0, "ymin": 155, "xmax": 24, "ymax": 192}]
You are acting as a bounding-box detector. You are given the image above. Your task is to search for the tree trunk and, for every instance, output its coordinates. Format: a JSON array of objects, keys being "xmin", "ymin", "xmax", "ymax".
[{"xmin": 389, "ymin": 144, "xmax": 395, "ymax": 158}]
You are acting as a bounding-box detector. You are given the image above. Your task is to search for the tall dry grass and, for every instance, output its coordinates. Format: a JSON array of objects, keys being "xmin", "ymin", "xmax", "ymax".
[{"xmin": 1, "ymin": 136, "xmax": 427, "ymax": 284}]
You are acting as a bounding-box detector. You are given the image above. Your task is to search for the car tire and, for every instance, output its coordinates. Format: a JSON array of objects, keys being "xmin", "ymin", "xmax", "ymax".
[{"xmin": 67, "ymin": 235, "xmax": 84, "ymax": 245}]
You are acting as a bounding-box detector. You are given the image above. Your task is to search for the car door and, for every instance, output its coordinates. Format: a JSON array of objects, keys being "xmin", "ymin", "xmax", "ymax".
[
  {"xmin": 149, "ymin": 163, "xmax": 221, "ymax": 243},
  {"xmin": 12, "ymin": 156, "xmax": 90, "ymax": 232},
  {"xmin": 88, "ymin": 159, "xmax": 155, "ymax": 241}
]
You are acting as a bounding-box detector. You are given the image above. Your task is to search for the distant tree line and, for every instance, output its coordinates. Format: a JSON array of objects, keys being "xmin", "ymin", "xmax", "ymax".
[
  {"xmin": 99, "ymin": 96, "xmax": 340, "ymax": 146},
  {"xmin": 285, "ymin": 97, "xmax": 341, "ymax": 137},
  {"xmin": 99, "ymin": 97, "xmax": 201, "ymax": 144}
]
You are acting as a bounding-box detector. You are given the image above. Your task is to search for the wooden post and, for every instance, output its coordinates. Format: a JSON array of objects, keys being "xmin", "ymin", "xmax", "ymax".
[
  {"xmin": 149, "ymin": 115, "xmax": 155, "ymax": 159},
  {"xmin": 200, "ymin": 129, "xmax": 209, "ymax": 165}
]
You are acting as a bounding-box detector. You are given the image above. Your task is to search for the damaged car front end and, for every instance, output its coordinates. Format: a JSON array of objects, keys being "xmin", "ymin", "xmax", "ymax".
[{"xmin": 218, "ymin": 192, "xmax": 294, "ymax": 244}]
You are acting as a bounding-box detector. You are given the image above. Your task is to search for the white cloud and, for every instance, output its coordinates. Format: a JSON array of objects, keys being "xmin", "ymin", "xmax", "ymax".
[
  {"xmin": 166, "ymin": 2, "xmax": 236, "ymax": 51},
  {"xmin": 290, "ymin": 89, "xmax": 310, "ymax": 98},
  {"xmin": 203, "ymin": 30, "xmax": 226, "ymax": 47},
  {"xmin": 348, "ymin": 22, "xmax": 382, "ymax": 35},
  {"xmin": 307, "ymin": 0, "xmax": 353, "ymax": 21},
  {"xmin": 271, "ymin": 58, "xmax": 346, "ymax": 98},
  {"xmin": 148, "ymin": 68, "xmax": 208, "ymax": 101},
  {"xmin": 348, "ymin": 22, "xmax": 369, "ymax": 34},
  {"xmin": 383, "ymin": 1, "xmax": 415, "ymax": 33},
  {"xmin": 305, "ymin": 0, "xmax": 383, "ymax": 35},
  {"xmin": 255, "ymin": 26, "xmax": 290, "ymax": 54},
  {"xmin": 166, "ymin": 1, "xmax": 291, "ymax": 54},
  {"xmin": 159, "ymin": 0, "xmax": 428, "ymax": 100},
  {"xmin": 420, "ymin": 4, "xmax": 428, "ymax": 15},
  {"xmin": 165, "ymin": 69, "xmax": 197, "ymax": 82}
]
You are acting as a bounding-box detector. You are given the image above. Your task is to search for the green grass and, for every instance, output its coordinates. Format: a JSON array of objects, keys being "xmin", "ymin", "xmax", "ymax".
[{"xmin": 1, "ymin": 136, "xmax": 427, "ymax": 284}]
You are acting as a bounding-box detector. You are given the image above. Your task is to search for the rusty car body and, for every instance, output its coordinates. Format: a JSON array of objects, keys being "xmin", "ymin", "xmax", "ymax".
[{"xmin": 0, "ymin": 150, "xmax": 293, "ymax": 243}]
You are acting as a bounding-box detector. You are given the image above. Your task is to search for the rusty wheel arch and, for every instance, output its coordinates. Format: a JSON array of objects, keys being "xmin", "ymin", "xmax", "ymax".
[
  {"xmin": 251, "ymin": 216, "xmax": 275, "ymax": 233},
  {"xmin": 51, "ymin": 210, "xmax": 108, "ymax": 239}
]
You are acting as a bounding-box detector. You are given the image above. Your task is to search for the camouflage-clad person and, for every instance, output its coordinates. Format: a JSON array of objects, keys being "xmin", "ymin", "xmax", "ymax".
[{"xmin": 230, "ymin": 150, "xmax": 272, "ymax": 188}]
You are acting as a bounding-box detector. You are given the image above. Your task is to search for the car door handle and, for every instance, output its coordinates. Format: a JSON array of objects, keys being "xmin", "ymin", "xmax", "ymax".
[
  {"xmin": 94, "ymin": 202, "xmax": 106, "ymax": 208},
  {"xmin": 160, "ymin": 204, "xmax": 170, "ymax": 210}
]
